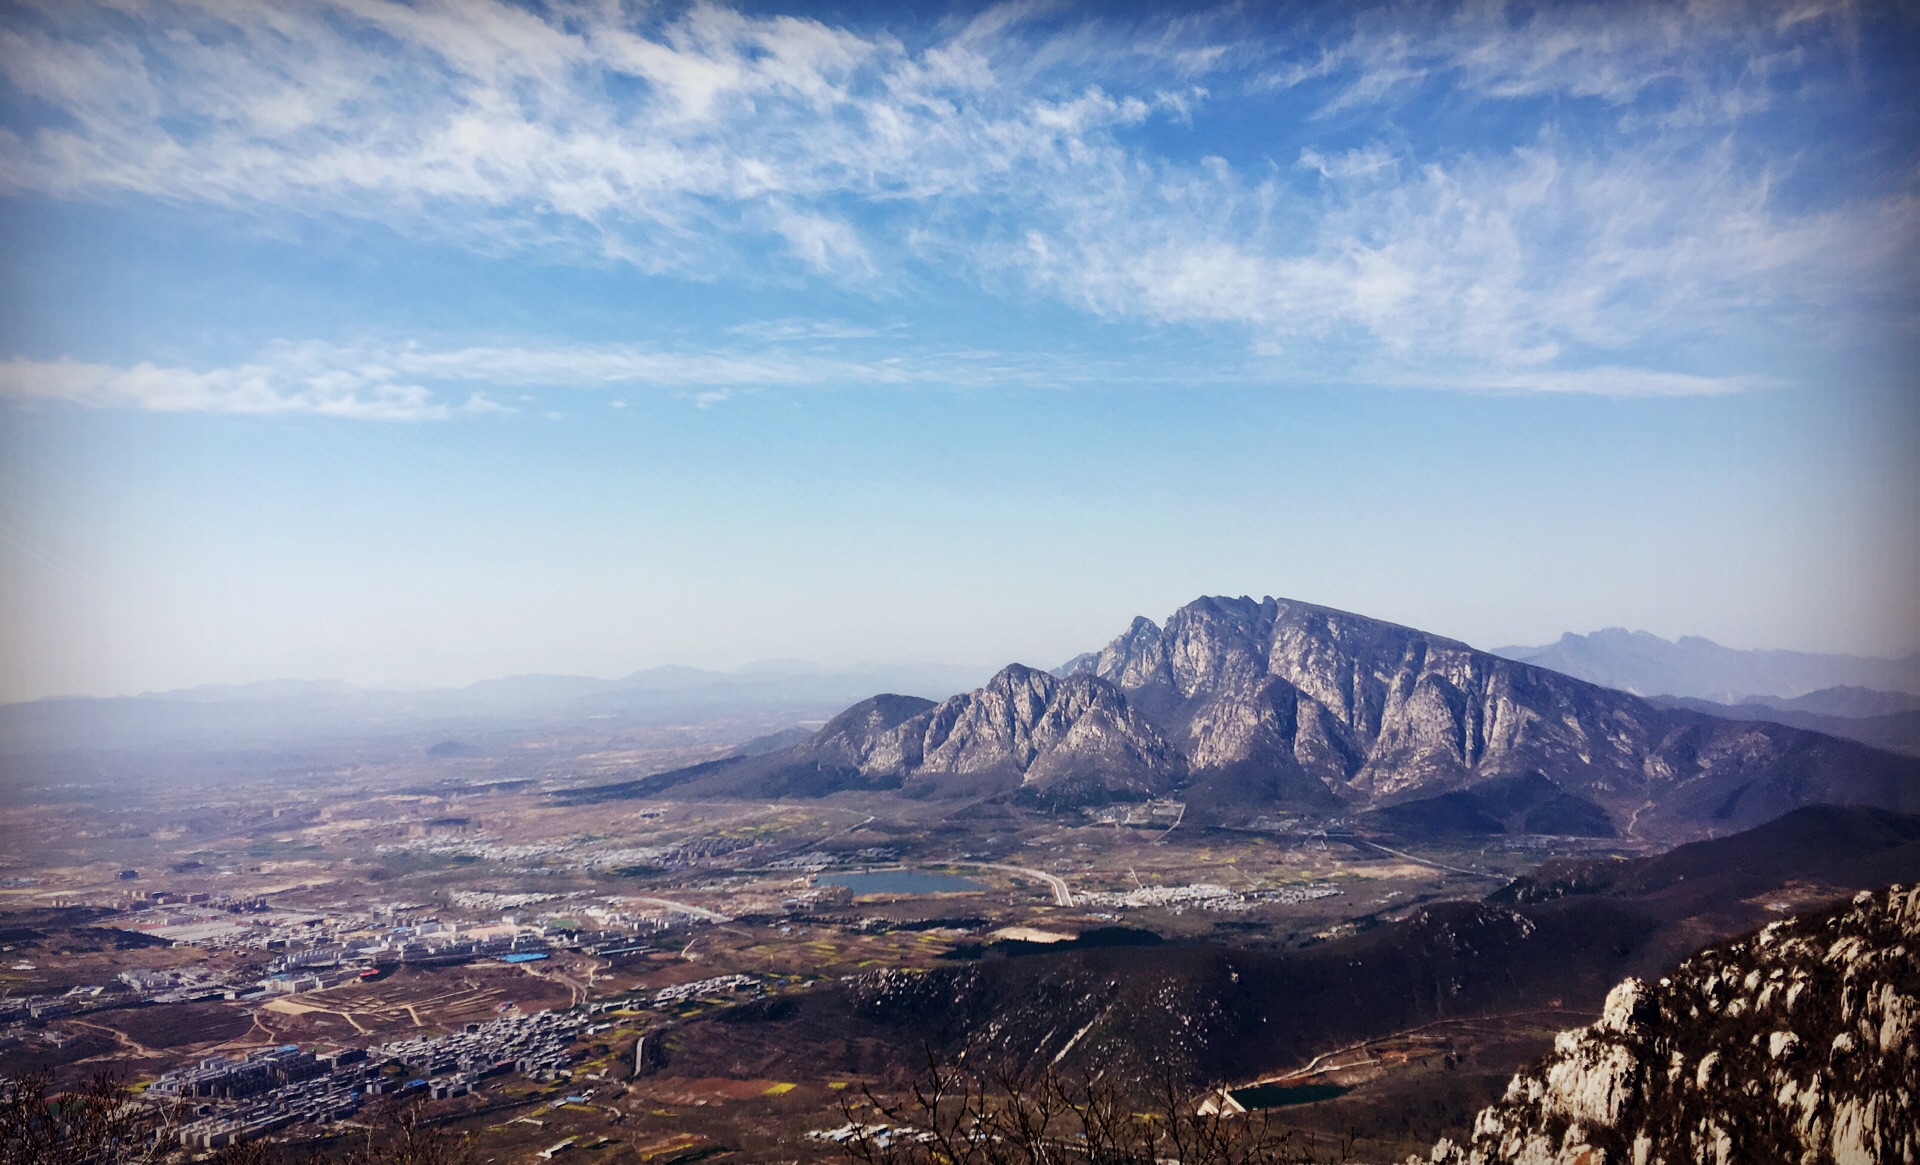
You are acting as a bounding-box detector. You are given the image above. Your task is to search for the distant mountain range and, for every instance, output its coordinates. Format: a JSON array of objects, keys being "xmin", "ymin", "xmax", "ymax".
[
  {"xmin": 569, "ymin": 596, "xmax": 1920, "ymax": 841},
  {"xmin": 0, "ymin": 662, "xmax": 993, "ymax": 756},
  {"xmin": 1647, "ymin": 691, "xmax": 1920, "ymax": 758},
  {"xmin": 1493, "ymin": 628, "xmax": 1920, "ymax": 703}
]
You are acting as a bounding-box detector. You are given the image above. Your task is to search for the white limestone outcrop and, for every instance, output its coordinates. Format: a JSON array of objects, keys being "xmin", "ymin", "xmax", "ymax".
[{"xmin": 1418, "ymin": 885, "xmax": 1920, "ymax": 1165}]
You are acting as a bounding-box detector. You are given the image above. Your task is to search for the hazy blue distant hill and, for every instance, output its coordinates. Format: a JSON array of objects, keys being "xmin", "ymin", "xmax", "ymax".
[
  {"xmin": 1493, "ymin": 628, "xmax": 1920, "ymax": 703},
  {"xmin": 1745, "ymin": 686, "xmax": 1920, "ymax": 718},
  {"xmin": 0, "ymin": 661, "xmax": 991, "ymax": 757},
  {"xmin": 137, "ymin": 678, "xmax": 371, "ymax": 704},
  {"xmin": 1648, "ymin": 693, "xmax": 1920, "ymax": 758}
]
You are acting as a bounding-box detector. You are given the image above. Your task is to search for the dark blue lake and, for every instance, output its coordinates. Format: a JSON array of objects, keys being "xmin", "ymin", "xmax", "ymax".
[
  {"xmin": 818, "ymin": 871, "xmax": 984, "ymax": 895},
  {"xmin": 1228, "ymin": 1082, "xmax": 1351, "ymax": 1109}
]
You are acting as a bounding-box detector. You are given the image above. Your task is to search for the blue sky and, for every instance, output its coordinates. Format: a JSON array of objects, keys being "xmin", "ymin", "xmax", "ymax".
[{"xmin": 1, "ymin": 0, "xmax": 1915, "ymax": 701}]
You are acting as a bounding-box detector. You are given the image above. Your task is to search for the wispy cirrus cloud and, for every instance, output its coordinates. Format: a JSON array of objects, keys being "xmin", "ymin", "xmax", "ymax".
[
  {"xmin": 0, "ymin": 355, "xmax": 455, "ymax": 420},
  {"xmin": 0, "ymin": 340, "xmax": 925, "ymax": 419},
  {"xmin": 1262, "ymin": 0, "xmax": 1864, "ymax": 118},
  {"xmin": 0, "ymin": 0, "xmax": 1908, "ymax": 401},
  {"xmin": 0, "ymin": 330, "xmax": 1770, "ymax": 423}
]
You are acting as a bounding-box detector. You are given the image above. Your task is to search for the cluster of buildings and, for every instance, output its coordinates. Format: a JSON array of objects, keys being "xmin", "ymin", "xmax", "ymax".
[
  {"xmin": 1076, "ymin": 881, "xmax": 1341, "ymax": 913},
  {"xmin": 111, "ymin": 899, "xmax": 330, "ymax": 949},
  {"xmin": 152, "ymin": 1043, "xmax": 365, "ymax": 1100},
  {"xmin": 264, "ymin": 920, "xmax": 554, "ymax": 978},
  {"xmin": 371, "ymin": 831, "xmax": 757, "ymax": 876},
  {"xmin": 806, "ymin": 1122, "xmax": 933, "ymax": 1148},
  {"xmin": 1083, "ymin": 800, "xmax": 1189, "ymax": 829},
  {"xmin": 447, "ymin": 890, "xmax": 561, "ymax": 911},
  {"xmin": 0, "ymin": 987, "xmax": 109, "ymax": 1023},
  {"xmin": 156, "ymin": 1045, "xmax": 376, "ymax": 1149},
  {"xmin": 153, "ymin": 1009, "xmax": 591, "ymax": 1149},
  {"xmin": 1, "ymin": 892, "xmax": 736, "ymax": 1048},
  {"xmin": 647, "ymin": 973, "xmax": 761, "ymax": 1008},
  {"xmin": 765, "ymin": 846, "xmax": 901, "ymax": 871}
]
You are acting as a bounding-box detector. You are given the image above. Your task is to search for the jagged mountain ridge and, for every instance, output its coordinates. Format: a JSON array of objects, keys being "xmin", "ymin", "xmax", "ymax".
[
  {"xmin": 1058, "ymin": 596, "xmax": 1918, "ymax": 837},
  {"xmin": 789, "ymin": 664, "xmax": 1184, "ymax": 799},
  {"xmin": 562, "ymin": 595, "xmax": 1919, "ymax": 837},
  {"xmin": 1419, "ymin": 884, "xmax": 1920, "ymax": 1165},
  {"xmin": 559, "ymin": 663, "xmax": 1182, "ymax": 803}
]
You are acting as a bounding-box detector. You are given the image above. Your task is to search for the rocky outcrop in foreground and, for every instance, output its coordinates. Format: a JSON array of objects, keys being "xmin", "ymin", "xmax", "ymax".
[{"xmin": 1418, "ymin": 885, "xmax": 1920, "ymax": 1165}]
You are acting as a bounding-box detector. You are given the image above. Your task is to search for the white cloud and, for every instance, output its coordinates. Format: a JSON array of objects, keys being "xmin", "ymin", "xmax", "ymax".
[
  {"xmin": 1274, "ymin": 0, "xmax": 1861, "ymax": 116},
  {"xmin": 0, "ymin": 0, "xmax": 1905, "ymax": 392},
  {"xmin": 0, "ymin": 356, "xmax": 447, "ymax": 420},
  {"xmin": 0, "ymin": 328, "xmax": 1771, "ymax": 423},
  {"xmin": 1403, "ymin": 367, "xmax": 1773, "ymax": 398},
  {"xmin": 1297, "ymin": 146, "xmax": 1397, "ymax": 181},
  {"xmin": 0, "ymin": 339, "xmax": 959, "ymax": 419}
]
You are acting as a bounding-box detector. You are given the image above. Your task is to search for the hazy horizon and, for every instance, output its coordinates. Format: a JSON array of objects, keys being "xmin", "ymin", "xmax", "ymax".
[
  {"xmin": 11, "ymin": 605, "xmax": 1920, "ymax": 707},
  {"xmin": 4, "ymin": 0, "xmax": 1917, "ymax": 705}
]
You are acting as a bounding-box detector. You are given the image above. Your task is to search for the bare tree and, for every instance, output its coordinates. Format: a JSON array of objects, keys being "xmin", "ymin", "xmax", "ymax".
[
  {"xmin": 0, "ymin": 1069, "xmax": 180, "ymax": 1165},
  {"xmin": 835, "ymin": 1052, "xmax": 1352, "ymax": 1165},
  {"xmin": 340, "ymin": 1095, "xmax": 474, "ymax": 1165},
  {"xmin": 207, "ymin": 1142, "xmax": 284, "ymax": 1165}
]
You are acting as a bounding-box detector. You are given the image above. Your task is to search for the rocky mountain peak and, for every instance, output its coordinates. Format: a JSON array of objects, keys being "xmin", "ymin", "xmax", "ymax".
[
  {"xmin": 1069, "ymin": 595, "xmax": 1919, "ymax": 837},
  {"xmin": 793, "ymin": 692, "xmax": 936, "ymax": 772},
  {"xmin": 909, "ymin": 663, "xmax": 1183, "ymax": 796},
  {"xmin": 768, "ymin": 663, "xmax": 1185, "ymax": 802},
  {"xmin": 615, "ymin": 594, "xmax": 1919, "ymax": 831}
]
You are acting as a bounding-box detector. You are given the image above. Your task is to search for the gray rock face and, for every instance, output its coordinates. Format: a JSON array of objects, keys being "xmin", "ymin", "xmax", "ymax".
[
  {"xmin": 1079, "ymin": 596, "xmax": 1920, "ymax": 837},
  {"xmin": 793, "ymin": 693, "xmax": 937, "ymax": 772},
  {"xmin": 733, "ymin": 595, "xmax": 1914, "ymax": 828},
  {"xmin": 1418, "ymin": 885, "xmax": 1920, "ymax": 1165},
  {"xmin": 814, "ymin": 664, "xmax": 1184, "ymax": 800}
]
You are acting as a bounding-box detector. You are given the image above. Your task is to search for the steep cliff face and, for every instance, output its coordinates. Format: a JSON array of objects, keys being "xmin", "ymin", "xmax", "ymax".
[
  {"xmin": 1417, "ymin": 885, "xmax": 1920, "ymax": 1165},
  {"xmin": 793, "ymin": 693, "xmax": 937, "ymax": 772},
  {"xmin": 1075, "ymin": 596, "xmax": 1918, "ymax": 836},
  {"xmin": 583, "ymin": 594, "xmax": 1916, "ymax": 828},
  {"xmin": 812, "ymin": 664, "xmax": 1184, "ymax": 800}
]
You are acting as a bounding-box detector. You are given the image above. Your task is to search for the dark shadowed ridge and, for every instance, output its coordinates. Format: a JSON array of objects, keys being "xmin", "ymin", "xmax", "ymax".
[
  {"xmin": 1647, "ymin": 693, "xmax": 1920, "ymax": 757},
  {"xmin": 661, "ymin": 806, "xmax": 1919, "ymax": 1089}
]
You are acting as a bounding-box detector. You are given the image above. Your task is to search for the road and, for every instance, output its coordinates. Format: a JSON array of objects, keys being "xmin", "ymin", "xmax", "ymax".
[
  {"xmin": 1354, "ymin": 839, "xmax": 1507, "ymax": 881},
  {"xmin": 952, "ymin": 862, "xmax": 1074, "ymax": 907}
]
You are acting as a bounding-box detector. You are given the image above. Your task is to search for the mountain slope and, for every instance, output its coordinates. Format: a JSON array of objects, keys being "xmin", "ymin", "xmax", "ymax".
[
  {"xmin": 1648, "ymin": 693, "xmax": 1920, "ymax": 758},
  {"xmin": 1422, "ymin": 884, "xmax": 1920, "ymax": 1165},
  {"xmin": 560, "ymin": 664, "xmax": 1183, "ymax": 804},
  {"xmin": 1064, "ymin": 596, "xmax": 1919, "ymax": 838},
  {"xmin": 564, "ymin": 595, "xmax": 1919, "ymax": 836}
]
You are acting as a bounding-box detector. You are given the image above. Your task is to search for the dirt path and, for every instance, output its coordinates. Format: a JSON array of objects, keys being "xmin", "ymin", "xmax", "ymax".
[
  {"xmin": 1258, "ymin": 1007, "xmax": 1592, "ymax": 1085},
  {"xmin": 69, "ymin": 1018, "xmax": 156, "ymax": 1058},
  {"xmin": 1353, "ymin": 839, "xmax": 1506, "ymax": 881}
]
